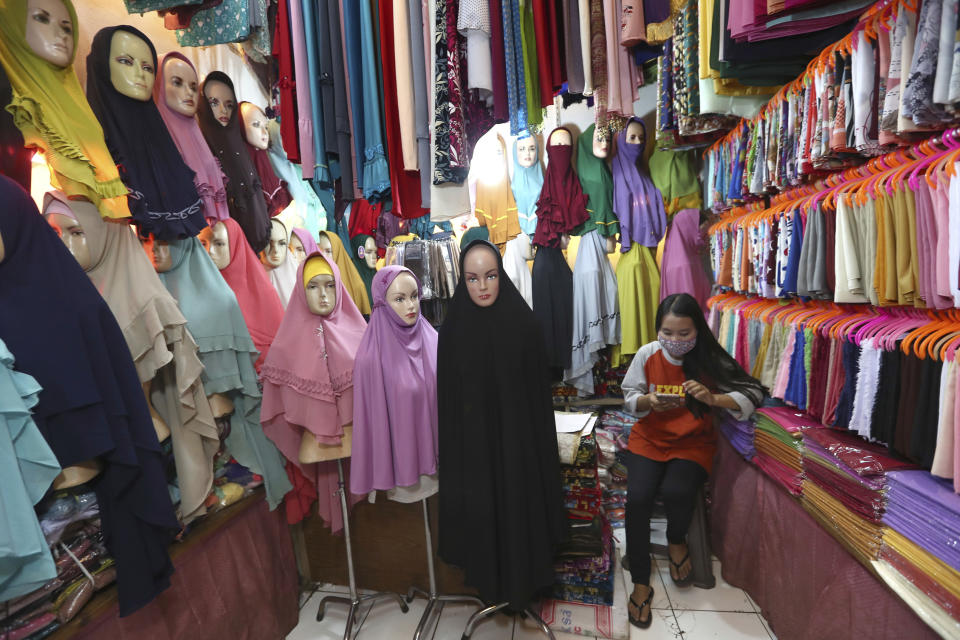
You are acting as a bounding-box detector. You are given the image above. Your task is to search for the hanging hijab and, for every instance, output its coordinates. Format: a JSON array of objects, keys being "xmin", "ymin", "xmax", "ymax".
[
  {"xmin": 0, "ymin": 175, "xmax": 176, "ymax": 616},
  {"xmin": 350, "ymin": 233, "xmax": 376, "ymax": 304},
  {"xmin": 84, "ymin": 27, "xmax": 204, "ymax": 241},
  {"xmin": 238, "ymin": 101, "xmax": 292, "ymax": 216},
  {"xmin": 261, "ymin": 252, "xmax": 367, "ymax": 532},
  {"xmin": 437, "ymin": 240, "xmax": 564, "ymax": 608},
  {"xmin": 217, "ymin": 217, "xmax": 285, "ymax": 371},
  {"xmin": 350, "ymin": 267, "xmax": 438, "ymax": 496},
  {"xmin": 533, "ymin": 127, "xmax": 589, "ymax": 248},
  {"xmin": 157, "ymin": 237, "xmax": 292, "ymax": 509},
  {"xmin": 319, "ymin": 231, "xmax": 372, "ymax": 314},
  {"xmin": 263, "ymin": 219, "xmax": 299, "ymax": 308},
  {"xmin": 197, "ymin": 71, "xmax": 271, "ymax": 254},
  {"xmin": 44, "ymin": 190, "xmax": 218, "ymax": 524},
  {"xmin": 154, "ymin": 52, "xmax": 230, "ymax": 225},
  {"xmin": 612, "ymin": 118, "xmax": 666, "ymax": 251},
  {"xmin": 660, "ymin": 208, "xmax": 711, "ymax": 310},
  {"xmin": 576, "ymin": 124, "xmax": 620, "ymax": 237},
  {"xmin": 267, "ymin": 119, "xmax": 326, "ymax": 236},
  {"xmin": 0, "ymin": 0, "xmax": 130, "ymax": 219},
  {"xmin": 510, "ymin": 132, "xmax": 544, "ymax": 237}
]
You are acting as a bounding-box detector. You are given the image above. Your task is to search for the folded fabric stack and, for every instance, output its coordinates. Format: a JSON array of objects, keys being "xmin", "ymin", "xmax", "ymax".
[
  {"xmin": 717, "ymin": 412, "xmax": 755, "ymax": 461},
  {"xmin": 597, "ymin": 409, "xmax": 634, "ymax": 528},
  {"xmin": 752, "ymin": 407, "xmax": 818, "ymax": 495},
  {"xmin": 876, "ymin": 471, "xmax": 960, "ymax": 633}
]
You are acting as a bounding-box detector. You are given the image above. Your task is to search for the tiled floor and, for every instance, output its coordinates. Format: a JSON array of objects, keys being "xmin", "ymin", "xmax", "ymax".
[{"xmin": 288, "ymin": 554, "xmax": 777, "ymax": 640}]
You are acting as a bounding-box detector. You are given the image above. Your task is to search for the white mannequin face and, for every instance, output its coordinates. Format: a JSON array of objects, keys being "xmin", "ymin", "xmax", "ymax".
[
  {"xmin": 625, "ymin": 121, "xmax": 645, "ymax": 146},
  {"xmin": 463, "ymin": 246, "xmax": 500, "ymax": 307},
  {"xmin": 386, "ymin": 272, "xmax": 420, "ymax": 325},
  {"xmin": 163, "ymin": 57, "xmax": 198, "ymax": 117},
  {"xmin": 305, "ymin": 274, "xmax": 336, "ymax": 316},
  {"xmin": 363, "ymin": 237, "xmax": 377, "ymax": 269},
  {"xmin": 140, "ymin": 235, "xmax": 172, "ymax": 272},
  {"xmin": 261, "ymin": 220, "xmax": 287, "ymax": 269},
  {"xmin": 516, "ymin": 136, "xmax": 537, "ymax": 167},
  {"xmin": 592, "ymin": 128, "xmax": 609, "ymax": 158},
  {"xmin": 199, "ymin": 222, "xmax": 230, "ymax": 269},
  {"xmin": 240, "ymin": 102, "xmax": 270, "ymax": 150},
  {"xmin": 560, "ymin": 234, "xmax": 570, "ymax": 250},
  {"xmin": 109, "ymin": 31, "xmax": 155, "ymax": 102},
  {"xmin": 550, "ymin": 129, "xmax": 572, "ymax": 146},
  {"xmin": 204, "ymin": 80, "xmax": 235, "ymax": 126},
  {"xmin": 25, "ymin": 0, "xmax": 73, "ymax": 68},
  {"xmin": 316, "ymin": 233, "xmax": 333, "ymax": 258},
  {"xmin": 46, "ymin": 212, "xmax": 92, "ymax": 270},
  {"xmin": 289, "ymin": 234, "xmax": 307, "ymax": 263}
]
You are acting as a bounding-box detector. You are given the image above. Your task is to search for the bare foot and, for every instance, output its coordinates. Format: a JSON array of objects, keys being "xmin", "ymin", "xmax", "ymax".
[
  {"xmin": 628, "ymin": 584, "xmax": 652, "ymax": 626},
  {"xmin": 668, "ymin": 542, "xmax": 692, "ymax": 582}
]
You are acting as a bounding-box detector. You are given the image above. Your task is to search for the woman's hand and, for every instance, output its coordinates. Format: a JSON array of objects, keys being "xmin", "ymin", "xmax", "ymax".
[
  {"xmin": 682, "ymin": 380, "xmax": 715, "ymax": 406},
  {"xmin": 646, "ymin": 392, "xmax": 684, "ymax": 412}
]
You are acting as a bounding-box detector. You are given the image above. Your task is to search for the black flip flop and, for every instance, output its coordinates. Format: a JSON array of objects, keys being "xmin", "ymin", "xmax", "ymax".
[
  {"xmin": 628, "ymin": 587, "xmax": 654, "ymax": 629},
  {"xmin": 669, "ymin": 552, "xmax": 694, "ymax": 587}
]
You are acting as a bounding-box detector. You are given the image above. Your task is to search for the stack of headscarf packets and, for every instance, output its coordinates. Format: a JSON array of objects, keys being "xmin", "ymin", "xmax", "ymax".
[
  {"xmin": 752, "ymin": 407, "xmax": 816, "ymax": 496},
  {"xmin": 877, "ymin": 471, "xmax": 960, "ymax": 634},
  {"xmin": 717, "ymin": 413, "xmax": 755, "ymax": 461}
]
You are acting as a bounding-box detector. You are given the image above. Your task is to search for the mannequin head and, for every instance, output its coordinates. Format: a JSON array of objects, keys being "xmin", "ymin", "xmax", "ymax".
[
  {"xmin": 386, "ymin": 271, "xmax": 420, "ymax": 325},
  {"xmin": 25, "ymin": 0, "xmax": 74, "ymax": 68},
  {"xmin": 162, "ymin": 55, "xmax": 198, "ymax": 117},
  {"xmin": 516, "ymin": 135, "xmax": 538, "ymax": 167},
  {"xmin": 0, "ymin": 231, "xmax": 4, "ymax": 264},
  {"xmin": 592, "ymin": 126, "xmax": 610, "ymax": 158},
  {"xmin": 289, "ymin": 232, "xmax": 307, "ymax": 263},
  {"xmin": 303, "ymin": 256, "xmax": 336, "ymax": 316},
  {"xmin": 46, "ymin": 212, "xmax": 92, "ymax": 270},
  {"xmin": 108, "ymin": 30, "xmax": 155, "ymax": 102},
  {"xmin": 240, "ymin": 102, "xmax": 270, "ymax": 150},
  {"xmin": 625, "ymin": 120, "xmax": 645, "ymax": 146},
  {"xmin": 204, "ymin": 79, "xmax": 235, "ymax": 126},
  {"xmin": 140, "ymin": 234, "xmax": 172, "ymax": 272},
  {"xmin": 261, "ymin": 219, "xmax": 288, "ymax": 269},
  {"xmin": 198, "ymin": 221, "xmax": 230, "ymax": 269},
  {"xmin": 559, "ymin": 234, "xmax": 571, "ymax": 250},
  {"xmin": 363, "ymin": 236, "xmax": 377, "ymax": 270},
  {"xmin": 316, "ymin": 232, "xmax": 333, "ymax": 257},
  {"xmin": 463, "ymin": 243, "xmax": 500, "ymax": 307},
  {"xmin": 549, "ymin": 128, "xmax": 572, "ymax": 146}
]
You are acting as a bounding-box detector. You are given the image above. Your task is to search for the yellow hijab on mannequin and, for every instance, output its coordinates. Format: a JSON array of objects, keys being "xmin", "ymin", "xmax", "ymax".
[{"xmin": 0, "ymin": 0, "xmax": 130, "ymax": 219}]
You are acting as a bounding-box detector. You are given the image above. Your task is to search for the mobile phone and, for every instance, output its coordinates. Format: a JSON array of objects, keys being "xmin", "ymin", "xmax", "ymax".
[{"xmin": 655, "ymin": 393, "xmax": 683, "ymax": 400}]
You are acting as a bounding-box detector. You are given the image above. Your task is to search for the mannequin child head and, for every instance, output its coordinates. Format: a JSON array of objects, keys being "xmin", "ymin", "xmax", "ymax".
[{"xmin": 204, "ymin": 78, "xmax": 235, "ymax": 126}]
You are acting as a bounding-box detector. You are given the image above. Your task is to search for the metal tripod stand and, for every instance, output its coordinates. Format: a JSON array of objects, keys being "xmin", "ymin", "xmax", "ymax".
[{"xmin": 460, "ymin": 601, "xmax": 556, "ymax": 640}]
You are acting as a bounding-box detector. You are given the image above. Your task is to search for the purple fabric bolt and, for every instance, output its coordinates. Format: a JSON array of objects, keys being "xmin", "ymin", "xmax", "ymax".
[
  {"xmin": 612, "ymin": 118, "xmax": 666, "ymax": 251},
  {"xmin": 349, "ymin": 266, "xmax": 439, "ymax": 495}
]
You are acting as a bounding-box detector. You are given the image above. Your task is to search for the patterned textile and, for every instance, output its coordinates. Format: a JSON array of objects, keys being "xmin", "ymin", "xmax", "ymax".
[
  {"xmin": 175, "ymin": 0, "xmax": 249, "ymax": 45},
  {"xmin": 502, "ymin": 0, "xmax": 528, "ymax": 134},
  {"xmin": 590, "ymin": 0, "xmax": 610, "ymax": 127}
]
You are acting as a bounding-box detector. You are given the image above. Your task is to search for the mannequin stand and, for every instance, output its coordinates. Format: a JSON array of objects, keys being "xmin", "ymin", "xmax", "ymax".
[
  {"xmin": 405, "ymin": 498, "xmax": 484, "ymax": 640},
  {"xmin": 460, "ymin": 602, "xmax": 555, "ymax": 640},
  {"xmin": 316, "ymin": 459, "xmax": 409, "ymax": 639}
]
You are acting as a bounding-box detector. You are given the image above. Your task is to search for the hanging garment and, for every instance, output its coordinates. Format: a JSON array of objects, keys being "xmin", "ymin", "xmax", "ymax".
[
  {"xmin": 565, "ymin": 230, "xmax": 621, "ymax": 395},
  {"xmin": 287, "ymin": 0, "xmax": 315, "ymax": 179},
  {"xmin": 300, "ymin": 0, "xmax": 335, "ymax": 193},
  {"xmin": 320, "ymin": 0, "xmax": 355, "ymax": 194},
  {"xmin": 84, "ymin": 27, "xmax": 205, "ymax": 241},
  {"xmin": 659, "ymin": 208, "xmax": 710, "ymax": 310},
  {"xmin": 319, "ymin": 231, "xmax": 373, "ymax": 314},
  {"xmin": 504, "ymin": 233, "xmax": 534, "ymax": 307},
  {"xmin": 474, "ymin": 134, "xmax": 522, "ymax": 249},
  {"xmin": 510, "ymin": 132, "xmax": 544, "ymax": 236},
  {"xmin": 437, "ymin": 240, "xmax": 564, "ymax": 608},
  {"xmin": 272, "ymin": 0, "xmax": 300, "ymax": 162},
  {"xmin": 157, "ymin": 238, "xmax": 293, "ymax": 509},
  {"xmin": 197, "ymin": 72, "xmax": 272, "ymax": 254},
  {"xmin": 519, "ymin": 0, "xmax": 542, "ymax": 125},
  {"xmin": 44, "ymin": 192, "xmax": 218, "ymax": 525},
  {"xmin": 501, "ymin": 0, "xmax": 528, "ymax": 133},
  {"xmin": 0, "ymin": 0, "xmax": 129, "ymax": 219},
  {"xmin": 266, "ymin": 120, "xmax": 327, "ymax": 237},
  {"xmin": 648, "ymin": 148, "xmax": 702, "ymax": 216},
  {"xmin": 575, "ymin": 125, "xmax": 620, "ymax": 237},
  {"xmin": 613, "ymin": 119, "xmax": 667, "ymax": 251},
  {"xmin": 238, "ymin": 104, "xmax": 292, "ymax": 216},
  {"xmin": 351, "ymin": 266, "xmax": 439, "ymax": 497},
  {"xmin": 618, "ymin": 243, "xmax": 660, "ymax": 357},
  {"xmin": 216, "ymin": 217, "xmax": 285, "ymax": 371},
  {"xmin": 0, "ymin": 339, "xmax": 60, "ymax": 602},
  {"xmin": 155, "ymin": 53, "xmax": 230, "ymax": 225},
  {"xmin": 357, "ymin": 0, "xmax": 391, "ymax": 198},
  {"xmin": 0, "ymin": 176, "xmax": 177, "ymax": 616},
  {"xmin": 261, "ymin": 253, "xmax": 367, "ymax": 531},
  {"xmin": 532, "ymin": 245, "xmax": 575, "ymax": 370},
  {"xmin": 174, "ymin": 0, "xmax": 250, "ymax": 46},
  {"xmin": 534, "ymin": 128, "xmax": 589, "ymax": 248}
]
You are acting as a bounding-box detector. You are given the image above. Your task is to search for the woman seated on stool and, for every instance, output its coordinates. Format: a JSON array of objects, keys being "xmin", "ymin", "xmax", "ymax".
[{"xmin": 622, "ymin": 293, "xmax": 766, "ymax": 629}]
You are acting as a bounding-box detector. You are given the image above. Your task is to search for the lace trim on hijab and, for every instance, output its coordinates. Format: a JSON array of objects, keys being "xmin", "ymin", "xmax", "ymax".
[{"xmin": 259, "ymin": 365, "xmax": 354, "ymax": 400}]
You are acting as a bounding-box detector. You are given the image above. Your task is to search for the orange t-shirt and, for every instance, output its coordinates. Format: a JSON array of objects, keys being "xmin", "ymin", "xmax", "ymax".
[{"xmin": 627, "ymin": 348, "xmax": 716, "ymax": 472}]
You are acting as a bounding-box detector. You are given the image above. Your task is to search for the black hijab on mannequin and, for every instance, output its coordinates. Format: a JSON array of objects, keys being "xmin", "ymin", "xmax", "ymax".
[
  {"xmin": 85, "ymin": 25, "xmax": 205, "ymax": 241},
  {"xmin": 437, "ymin": 240, "xmax": 564, "ymax": 608},
  {"xmin": 196, "ymin": 71, "xmax": 271, "ymax": 253},
  {"xmin": 0, "ymin": 175, "xmax": 177, "ymax": 616}
]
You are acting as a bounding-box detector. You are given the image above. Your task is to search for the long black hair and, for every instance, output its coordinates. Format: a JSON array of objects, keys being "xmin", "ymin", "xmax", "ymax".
[{"xmin": 656, "ymin": 293, "xmax": 767, "ymax": 418}]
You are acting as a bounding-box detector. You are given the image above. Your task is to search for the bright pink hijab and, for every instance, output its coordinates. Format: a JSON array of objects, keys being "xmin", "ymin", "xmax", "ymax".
[
  {"xmin": 660, "ymin": 209, "xmax": 711, "ymax": 311},
  {"xmin": 290, "ymin": 227, "xmax": 319, "ymax": 255},
  {"xmin": 260, "ymin": 252, "xmax": 367, "ymax": 532},
  {"xmin": 153, "ymin": 52, "xmax": 230, "ymax": 224},
  {"xmin": 218, "ymin": 218, "xmax": 284, "ymax": 370}
]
